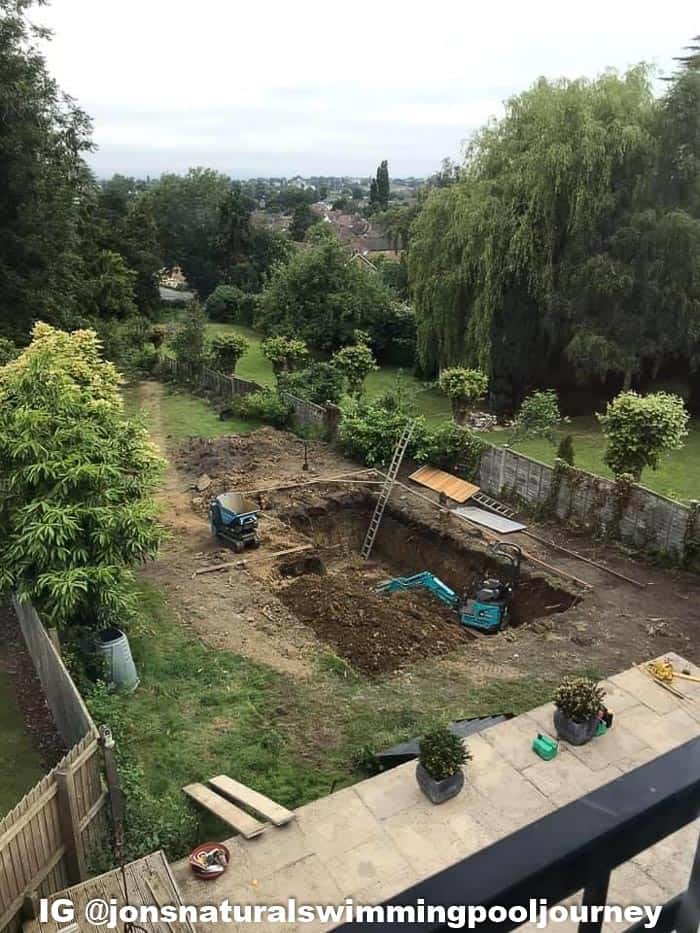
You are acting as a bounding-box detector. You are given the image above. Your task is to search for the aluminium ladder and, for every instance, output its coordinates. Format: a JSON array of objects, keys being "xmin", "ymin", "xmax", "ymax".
[{"xmin": 360, "ymin": 421, "xmax": 415, "ymax": 560}]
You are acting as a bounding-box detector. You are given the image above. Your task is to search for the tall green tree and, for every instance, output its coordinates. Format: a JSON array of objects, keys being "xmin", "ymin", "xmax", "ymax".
[
  {"xmin": 0, "ymin": 324, "xmax": 164, "ymax": 629},
  {"xmin": 256, "ymin": 228, "xmax": 398, "ymax": 352},
  {"xmin": 0, "ymin": 0, "xmax": 93, "ymax": 337},
  {"xmin": 410, "ymin": 65, "xmax": 700, "ymax": 408}
]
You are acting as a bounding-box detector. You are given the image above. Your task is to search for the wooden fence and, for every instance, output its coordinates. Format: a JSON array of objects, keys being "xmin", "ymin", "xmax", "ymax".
[
  {"xmin": 13, "ymin": 602, "xmax": 95, "ymax": 749},
  {"xmin": 161, "ymin": 356, "xmax": 262, "ymax": 398},
  {"xmin": 0, "ymin": 608, "xmax": 108, "ymax": 933}
]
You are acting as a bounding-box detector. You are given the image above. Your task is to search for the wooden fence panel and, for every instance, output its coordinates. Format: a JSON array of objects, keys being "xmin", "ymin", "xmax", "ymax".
[
  {"xmin": 0, "ymin": 735, "xmax": 106, "ymax": 932},
  {"xmin": 12, "ymin": 601, "xmax": 96, "ymax": 747},
  {"xmin": 0, "ymin": 608, "xmax": 107, "ymax": 933}
]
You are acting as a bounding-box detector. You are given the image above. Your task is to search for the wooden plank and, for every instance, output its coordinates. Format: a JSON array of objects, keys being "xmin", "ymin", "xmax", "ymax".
[
  {"xmin": 409, "ymin": 465, "xmax": 480, "ymax": 503},
  {"xmin": 183, "ymin": 783, "xmax": 265, "ymax": 839},
  {"xmin": 55, "ymin": 770, "xmax": 86, "ymax": 883},
  {"xmin": 192, "ymin": 544, "xmax": 313, "ymax": 577},
  {"xmin": 208, "ymin": 775, "xmax": 295, "ymax": 827}
]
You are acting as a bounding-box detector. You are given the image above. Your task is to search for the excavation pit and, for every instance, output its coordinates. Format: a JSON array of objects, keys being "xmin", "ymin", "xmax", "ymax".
[{"xmin": 270, "ymin": 493, "xmax": 580, "ymax": 674}]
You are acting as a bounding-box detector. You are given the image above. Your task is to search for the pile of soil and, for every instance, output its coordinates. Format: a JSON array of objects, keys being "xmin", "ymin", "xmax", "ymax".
[
  {"xmin": 277, "ymin": 575, "xmax": 469, "ymax": 674},
  {"xmin": 175, "ymin": 428, "xmax": 349, "ymax": 488}
]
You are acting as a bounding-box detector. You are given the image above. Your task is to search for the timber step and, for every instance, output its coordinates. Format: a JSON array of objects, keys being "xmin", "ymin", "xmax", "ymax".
[
  {"xmin": 183, "ymin": 783, "xmax": 266, "ymax": 839},
  {"xmin": 209, "ymin": 775, "xmax": 295, "ymax": 827},
  {"xmin": 471, "ymin": 491, "xmax": 516, "ymax": 519}
]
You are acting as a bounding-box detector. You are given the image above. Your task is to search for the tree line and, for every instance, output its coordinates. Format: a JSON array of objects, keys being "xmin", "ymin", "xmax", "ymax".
[{"xmin": 409, "ymin": 52, "xmax": 700, "ymax": 411}]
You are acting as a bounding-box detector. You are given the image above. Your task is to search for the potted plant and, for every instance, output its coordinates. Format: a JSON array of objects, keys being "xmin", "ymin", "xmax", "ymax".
[
  {"xmin": 553, "ymin": 677, "xmax": 606, "ymax": 745},
  {"xmin": 416, "ymin": 726, "xmax": 471, "ymax": 804}
]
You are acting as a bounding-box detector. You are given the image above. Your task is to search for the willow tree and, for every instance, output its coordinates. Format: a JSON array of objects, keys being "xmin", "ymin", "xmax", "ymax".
[{"xmin": 410, "ymin": 68, "xmax": 660, "ymax": 405}]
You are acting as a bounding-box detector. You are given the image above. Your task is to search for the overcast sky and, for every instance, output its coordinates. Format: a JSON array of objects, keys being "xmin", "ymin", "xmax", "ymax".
[{"xmin": 36, "ymin": 1, "xmax": 697, "ymax": 179}]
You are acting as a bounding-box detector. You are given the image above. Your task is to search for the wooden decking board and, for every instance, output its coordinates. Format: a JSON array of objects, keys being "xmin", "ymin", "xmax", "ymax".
[
  {"xmin": 208, "ymin": 775, "xmax": 295, "ymax": 827},
  {"xmin": 409, "ymin": 465, "xmax": 480, "ymax": 503},
  {"xmin": 183, "ymin": 783, "xmax": 265, "ymax": 839}
]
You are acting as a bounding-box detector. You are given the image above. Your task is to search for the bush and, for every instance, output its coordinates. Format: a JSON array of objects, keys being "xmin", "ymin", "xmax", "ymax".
[
  {"xmin": 279, "ymin": 361, "xmax": 346, "ymax": 406},
  {"xmin": 512, "ymin": 389, "xmax": 561, "ymax": 443},
  {"xmin": 338, "ymin": 398, "xmax": 427, "ymax": 467},
  {"xmin": 331, "ymin": 342, "xmax": 377, "ymax": 397},
  {"xmin": 553, "ymin": 677, "xmax": 605, "ymax": 723},
  {"xmin": 0, "ymin": 336, "xmax": 18, "ymax": 365},
  {"xmin": 414, "ymin": 422, "xmax": 486, "ymax": 478},
  {"xmin": 598, "ymin": 391, "xmax": 689, "ymax": 481},
  {"xmin": 205, "ymin": 284, "xmax": 257, "ymax": 325},
  {"xmin": 169, "ymin": 302, "xmax": 209, "ymax": 368},
  {"xmin": 557, "ymin": 434, "xmax": 575, "ymax": 466},
  {"xmin": 261, "ymin": 336, "xmax": 310, "ymax": 376},
  {"xmin": 418, "ymin": 727, "xmax": 470, "ymax": 781},
  {"xmin": 210, "ymin": 333, "xmax": 249, "ymax": 374},
  {"xmin": 232, "ymin": 388, "xmax": 292, "ymax": 428},
  {"xmin": 438, "ymin": 368, "xmax": 488, "ymax": 424},
  {"xmin": 0, "ymin": 324, "xmax": 164, "ymax": 630}
]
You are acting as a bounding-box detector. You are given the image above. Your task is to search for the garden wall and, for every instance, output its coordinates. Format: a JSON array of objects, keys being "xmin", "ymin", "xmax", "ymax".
[
  {"xmin": 478, "ymin": 446, "xmax": 696, "ymax": 560},
  {"xmin": 0, "ymin": 607, "xmax": 107, "ymax": 933}
]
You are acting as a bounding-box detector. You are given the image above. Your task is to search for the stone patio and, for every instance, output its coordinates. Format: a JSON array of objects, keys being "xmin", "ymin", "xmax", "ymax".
[{"xmin": 172, "ymin": 653, "xmax": 700, "ymax": 931}]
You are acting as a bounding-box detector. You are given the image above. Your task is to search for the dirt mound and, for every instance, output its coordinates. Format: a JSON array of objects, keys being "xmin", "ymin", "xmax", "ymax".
[
  {"xmin": 277, "ymin": 575, "xmax": 469, "ymax": 674},
  {"xmin": 175, "ymin": 429, "xmax": 352, "ymax": 489}
]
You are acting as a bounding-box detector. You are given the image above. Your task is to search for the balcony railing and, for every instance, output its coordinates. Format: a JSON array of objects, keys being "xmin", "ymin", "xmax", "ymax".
[{"xmin": 336, "ymin": 737, "xmax": 700, "ymax": 933}]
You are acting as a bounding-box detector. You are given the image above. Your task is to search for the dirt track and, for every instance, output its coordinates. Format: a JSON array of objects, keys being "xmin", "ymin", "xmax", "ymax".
[{"xmin": 140, "ymin": 381, "xmax": 700, "ymax": 684}]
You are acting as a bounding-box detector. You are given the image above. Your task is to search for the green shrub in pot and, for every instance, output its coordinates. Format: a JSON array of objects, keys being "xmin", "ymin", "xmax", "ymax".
[
  {"xmin": 416, "ymin": 726, "xmax": 471, "ymax": 804},
  {"xmin": 553, "ymin": 677, "xmax": 605, "ymax": 746}
]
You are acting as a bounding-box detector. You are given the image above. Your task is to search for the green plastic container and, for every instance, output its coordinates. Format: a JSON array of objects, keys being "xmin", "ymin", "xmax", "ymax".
[{"xmin": 532, "ymin": 733, "xmax": 558, "ymax": 761}]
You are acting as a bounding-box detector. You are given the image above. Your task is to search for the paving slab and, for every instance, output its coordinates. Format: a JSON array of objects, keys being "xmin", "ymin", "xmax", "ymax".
[{"xmin": 168, "ymin": 655, "xmax": 699, "ymax": 932}]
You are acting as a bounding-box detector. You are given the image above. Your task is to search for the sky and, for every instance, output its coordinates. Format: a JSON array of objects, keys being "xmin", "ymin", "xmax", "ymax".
[{"xmin": 36, "ymin": 0, "xmax": 698, "ymax": 179}]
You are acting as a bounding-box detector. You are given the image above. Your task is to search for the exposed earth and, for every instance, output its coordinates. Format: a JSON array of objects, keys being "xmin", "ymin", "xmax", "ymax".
[{"xmin": 140, "ymin": 381, "xmax": 700, "ymax": 689}]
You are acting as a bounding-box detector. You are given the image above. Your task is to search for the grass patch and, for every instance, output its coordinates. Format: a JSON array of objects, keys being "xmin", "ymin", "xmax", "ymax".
[
  {"xmin": 0, "ymin": 657, "xmax": 44, "ymax": 817},
  {"xmin": 483, "ymin": 416, "xmax": 700, "ymax": 503},
  {"xmin": 87, "ymin": 580, "xmax": 579, "ymax": 861},
  {"xmin": 123, "ymin": 382, "xmax": 261, "ymax": 439},
  {"xmin": 206, "ymin": 323, "xmax": 275, "ymax": 387}
]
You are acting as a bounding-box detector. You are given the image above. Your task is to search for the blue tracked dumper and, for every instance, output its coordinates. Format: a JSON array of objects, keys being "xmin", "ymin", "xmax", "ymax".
[{"xmin": 209, "ymin": 492, "xmax": 261, "ymax": 553}]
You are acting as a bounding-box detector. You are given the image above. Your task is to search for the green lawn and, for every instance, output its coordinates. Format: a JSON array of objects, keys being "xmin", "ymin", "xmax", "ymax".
[
  {"xmin": 178, "ymin": 321, "xmax": 700, "ymax": 502},
  {"xmin": 483, "ymin": 416, "xmax": 700, "ymax": 503},
  {"xmin": 0, "ymin": 656, "xmax": 44, "ymax": 817},
  {"xmin": 123, "ymin": 382, "xmax": 261, "ymax": 439},
  {"xmin": 207, "ymin": 323, "xmax": 275, "ymax": 387},
  {"xmin": 89, "ymin": 581, "xmax": 571, "ymax": 860},
  {"xmin": 206, "ymin": 322, "xmax": 451, "ymax": 422}
]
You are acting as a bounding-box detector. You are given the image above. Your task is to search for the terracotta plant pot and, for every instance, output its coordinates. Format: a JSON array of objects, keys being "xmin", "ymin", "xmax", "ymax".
[
  {"xmin": 416, "ymin": 762, "xmax": 465, "ymax": 804},
  {"xmin": 553, "ymin": 708, "xmax": 599, "ymax": 746}
]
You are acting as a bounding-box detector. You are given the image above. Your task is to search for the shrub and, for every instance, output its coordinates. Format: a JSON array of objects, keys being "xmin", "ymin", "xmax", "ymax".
[
  {"xmin": 169, "ymin": 302, "xmax": 209, "ymax": 368},
  {"xmin": 418, "ymin": 727, "xmax": 470, "ymax": 781},
  {"xmin": 232, "ymin": 388, "xmax": 292, "ymax": 428},
  {"xmin": 331, "ymin": 342, "xmax": 377, "ymax": 397},
  {"xmin": 0, "ymin": 336, "xmax": 18, "ymax": 365},
  {"xmin": 261, "ymin": 336, "xmax": 310, "ymax": 376},
  {"xmin": 438, "ymin": 368, "xmax": 488, "ymax": 424},
  {"xmin": 205, "ymin": 284, "xmax": 256, "ymax": 325},
  {"xmin": 0, "ymin": 324, "xmax": 164, "ymax": 630},
  {"xmin": 512, "ymin": 389, "xmax": 561, "ymax": 443},
  {"xmin": 414, "ymin": 422, "xmax": 486, "ymax": 478},
  {"xmin": 553, "ymin": 677, "xmax": 605, "ymax": 723},
  {"xmin": 279, "ymin": 361, "xmax": 346, "ymax": 405},
  {"xmin": 557, "ymin": 434, "xmax": 575, "ymax": 466},
  {"xmin": 597, "ymin": 391, "xmax": 689, "ymax": 481},
  {"xmin": 338, "ymin": 398, "xmax": 427, "ymax": 467},
  {"xmin": 210, "ymin": 333, "xmax": 249, "ymax": 374}
]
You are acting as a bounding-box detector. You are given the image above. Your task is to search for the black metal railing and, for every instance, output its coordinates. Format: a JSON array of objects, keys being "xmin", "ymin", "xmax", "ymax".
[{"xmin": 335, "ymin": 737, "xmax": 700, "ymax": 933}]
